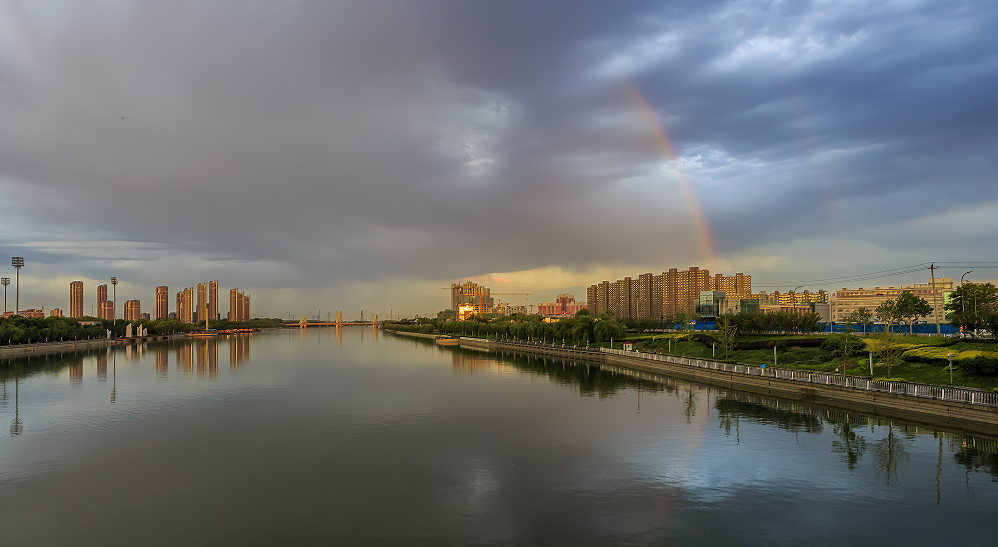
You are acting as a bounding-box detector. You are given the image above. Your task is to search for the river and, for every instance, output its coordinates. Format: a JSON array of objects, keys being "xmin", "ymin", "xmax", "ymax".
[{"xmin": 1, "ymin": 327, "xmax": 995, "ymax": 546}]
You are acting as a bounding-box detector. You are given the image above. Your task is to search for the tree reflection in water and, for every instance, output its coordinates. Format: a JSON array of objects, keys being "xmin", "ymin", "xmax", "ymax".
[
  {"xmin": 873, "ymin": 423, "xmax": 910, "ymax": 486},
  {"xmin": 831, "ymin": 420, "xmax": 869, "ymax": 471}
]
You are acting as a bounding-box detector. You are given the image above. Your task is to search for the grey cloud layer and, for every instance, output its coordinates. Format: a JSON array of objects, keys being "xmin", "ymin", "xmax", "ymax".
[{"xmin": 1, "ymin": 0, "xmax": 995, "ymax": 305}]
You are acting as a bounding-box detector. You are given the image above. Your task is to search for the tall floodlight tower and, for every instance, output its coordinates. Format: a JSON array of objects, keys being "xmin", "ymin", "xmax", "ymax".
[
  {"xmin": 1, "ymin": 277, "xmax": 9, "ymax": 315},
  {"xmin": 110, "ymin": 277, "xmax": 118, "ymax": 321},
  {"xmin": 12, "ymin": 257, "xmax": 24, "ymax": 316}
]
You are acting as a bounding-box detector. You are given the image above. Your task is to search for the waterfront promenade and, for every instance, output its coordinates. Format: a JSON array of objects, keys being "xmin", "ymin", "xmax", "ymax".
[
  {"xmin": 385, "ymin": 330, "xmax": 998, "ymax": 435},
  {"xmin": 0, "ymin": 334, "xmax": 186, "ymax": 360}
]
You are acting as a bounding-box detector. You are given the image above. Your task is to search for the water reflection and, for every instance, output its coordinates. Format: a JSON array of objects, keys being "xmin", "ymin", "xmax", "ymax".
[
  {"xmin": 97, "ymin": 352, "xmax": 108, "ymax": 381},
  {"xmin": 155, "ymin": 349, "xmax": 168, "ymax": 377},
  {"xmin": 227, "ymin": 334, "xmax": 250, "ymax": 369},
  {"xmin": 484, "ymin": 345, "xmax": 998, "ymax": 487}
]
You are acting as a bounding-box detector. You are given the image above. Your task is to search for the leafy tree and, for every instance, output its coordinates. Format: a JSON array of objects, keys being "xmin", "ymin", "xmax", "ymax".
[
  {"xmin": 892, "ymin": 290, "xmax": 933, "ymax": 334},
  {"xmin": 593, "ymin": 316, "xmax": 626, "ymax": 344},
  {"xmin": 945, "ymin": 282, "xmax": 998, "ymax": 335},
  {"xmin": 980, "ymin": 303, "xmax": 998, "ymax": 338},
  {"xmin": 851, "ymin": 307, "xmax": 873, "ymax": 334},
  {"xmin": 874, "ymin": 300, "xmax": 899, "ymax": 334},
  {"xmin": 868, "ymin": 331, "xmax": 905, "ymax": 378},
  {"xmin": 716, "ymin": 314, "xmax": 738, "ymax": 357}
]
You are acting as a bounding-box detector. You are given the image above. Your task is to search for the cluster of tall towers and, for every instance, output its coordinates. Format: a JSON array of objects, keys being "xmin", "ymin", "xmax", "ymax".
[{"xmin": 67, "ymin": 279, "xmax": 250, "ymax": 323}]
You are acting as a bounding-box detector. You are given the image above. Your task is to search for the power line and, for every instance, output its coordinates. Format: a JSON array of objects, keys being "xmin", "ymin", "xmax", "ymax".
[{"xmin": 753, "ymin": 263, "xmax": 931, "ymax": 288}]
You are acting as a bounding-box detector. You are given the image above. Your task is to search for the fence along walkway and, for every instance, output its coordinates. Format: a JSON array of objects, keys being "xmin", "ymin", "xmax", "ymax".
[{"xmin": 600, "ymin": 348, "xmax": 998, "ymax": 407}]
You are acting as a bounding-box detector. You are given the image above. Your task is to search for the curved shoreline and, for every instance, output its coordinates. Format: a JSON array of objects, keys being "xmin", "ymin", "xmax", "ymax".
[
  {"xmin": 0, "ymin": 334, "xmax": 187, "ymax": 361},
  {"xmin": 385, "ymin": 329, "xmax": 998, "ymax": 435}
]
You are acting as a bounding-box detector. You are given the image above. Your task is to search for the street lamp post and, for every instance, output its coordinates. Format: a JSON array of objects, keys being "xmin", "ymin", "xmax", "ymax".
[
  {"xmin": 1, "ymin": 277, "xmax": 8, "ymax": 315},
  {"xmin": 791, "ymin": 285, "xmax": 803, "ymax": 314},
  {"xmin": 110, "ymin": 277, "xmax": 118, "ymax": 322},
  {"xmin": 12, "ymin": 257, "xmax": 24, "ymax": 316}
]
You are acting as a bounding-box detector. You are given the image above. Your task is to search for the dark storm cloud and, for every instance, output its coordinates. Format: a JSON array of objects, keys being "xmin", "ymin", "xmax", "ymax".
[{"xmin": 1, "ymin": 0, "xmax": 996, "ymax": 311}]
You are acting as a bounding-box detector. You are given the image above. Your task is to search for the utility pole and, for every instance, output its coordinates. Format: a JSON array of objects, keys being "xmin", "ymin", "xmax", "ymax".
[{"xmin": 929, "ymin": 263, "xmax": 940, "ymax": 335}]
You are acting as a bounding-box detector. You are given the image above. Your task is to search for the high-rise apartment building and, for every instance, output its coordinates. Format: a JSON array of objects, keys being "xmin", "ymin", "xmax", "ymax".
[
  {"xmin": 587, "ymin": 267, "xmax": 752, "ymax": 320},
  {"xmin": 228, "ymin": 288, "xmax": 250, "ymax": 321},
  {"xmin": 97, "ymin": 284, "xmax": 109, "ymax": 320},
  {"xmin": 229, "ymin": 288, "xmax": 237, "ymax": 321},
  {"xmin": 124, "ymin": 300, "xmax": 141, "ymax": 321},
  {"xmin": 449, "ymin": 281, "xmax": 495, "ymax": 314},
  {"xmin": 197, "ymin": 282, "xmax": 208, "ymax": 323},
  {"xmin": 176, "ymin": 287, "xmax": 194, "ymax": 323},
  {"xmin": 155, "ymin": 286, "xmax": 169, "ymax": 320},
  {"xmin": 100, "ymin": 300, "xmax": 115, "ymax": 321},
  {"xmin": 70, "ymin": 281, "xmax": 84, "ymax": 318},
  {"xmin": 208, "ymin": 280, "xmax": 218, "ymax": 321}
]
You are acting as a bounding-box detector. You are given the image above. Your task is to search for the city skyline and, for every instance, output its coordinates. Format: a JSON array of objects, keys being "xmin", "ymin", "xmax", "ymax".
[{"xmin": 1, "ymin": 1, "xmax": 996, "ymax": 317}]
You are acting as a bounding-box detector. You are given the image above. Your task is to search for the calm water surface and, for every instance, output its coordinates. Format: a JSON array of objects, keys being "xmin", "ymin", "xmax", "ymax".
[{"xmin": 1, "ymin": 328, "xmax": 996, "ymax": 546}]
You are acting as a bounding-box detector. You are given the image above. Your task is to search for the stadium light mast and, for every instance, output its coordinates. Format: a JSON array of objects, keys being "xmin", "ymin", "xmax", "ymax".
[
  {"xmin": 12, "ymin": 257, "xmax": 24, "ymax": 316},
  {"xmin": 110, "ymin": 277, "xmax": 118, "ymax": 321}
]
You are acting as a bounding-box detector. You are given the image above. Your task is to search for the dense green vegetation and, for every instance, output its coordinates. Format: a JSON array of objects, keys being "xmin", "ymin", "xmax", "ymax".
[
  {"xmin": 385, "ymin": 309, "xmax": 627, "ymax": 345},
  {"xmin": 0, "ymin": 315, "xmax": 286, "ymax": 345},
  {"xmin": 946, "ymin": 282, "xmax": 998, "ymax": 336},
  {"xmin": 631, "ymin": 332, "xmax": 998, "ymax": 389}
]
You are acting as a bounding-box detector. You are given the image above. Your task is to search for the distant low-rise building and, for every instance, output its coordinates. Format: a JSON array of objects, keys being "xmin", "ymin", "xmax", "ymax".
[
  {"xmin": 50, "ymin": 308, "xmax": 64, "ymax": 317},
  {"xmin": 830, "ymin": 278, "xmax": 952, "ymax": 324}
]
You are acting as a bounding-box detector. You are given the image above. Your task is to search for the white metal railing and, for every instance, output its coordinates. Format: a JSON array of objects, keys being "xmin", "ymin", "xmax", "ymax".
[{"xmin": 600, "ymin": 347, "xmax": 998, "ymax": 407}]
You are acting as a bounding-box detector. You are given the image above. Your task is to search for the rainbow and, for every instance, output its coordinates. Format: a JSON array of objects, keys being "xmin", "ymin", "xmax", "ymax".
[{"xmin": 625, "ymin": 81, "xmax": 716, "ymax": 271}]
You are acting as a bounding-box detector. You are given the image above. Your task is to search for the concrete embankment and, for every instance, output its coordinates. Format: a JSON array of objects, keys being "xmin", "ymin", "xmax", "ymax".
[
  {"xmin": 388, "ymin": 331, "xmax": 998, "ymax": 435},
  {"xmin": 0, "ymin": 334, "xmax": 187, "ymax": 361},
  {"xmin": 599, "ymin": 351, "xmax": 998, "ymax": 435}
]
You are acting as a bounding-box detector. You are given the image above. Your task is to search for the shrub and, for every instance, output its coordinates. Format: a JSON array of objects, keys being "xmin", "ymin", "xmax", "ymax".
[
  {"xmin": 959, "ymin": 355, "xmax": 998, "ymax": 376},
  {"xmin": 820, "ymin": 335, "xmax": 867, "ymax": 356}
]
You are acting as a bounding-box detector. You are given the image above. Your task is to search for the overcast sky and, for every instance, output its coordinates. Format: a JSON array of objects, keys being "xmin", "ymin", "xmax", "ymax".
[{"xmin": 1, "ymin": 0, "xmax": 996, "ymax": 319}]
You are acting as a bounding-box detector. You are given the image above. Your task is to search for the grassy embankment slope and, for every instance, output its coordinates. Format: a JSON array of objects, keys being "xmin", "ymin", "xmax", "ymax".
[{"xmin": 617, "ymin": 333, "xmax": 998, "ymax": 391}]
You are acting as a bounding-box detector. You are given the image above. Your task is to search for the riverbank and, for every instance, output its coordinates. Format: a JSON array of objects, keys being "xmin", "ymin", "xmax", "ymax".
[
  {"xmin": 384, "ymin": 330, "xmax": 998, "ymax": 435},
  {"xmin": 0, "ymin": 334, "xmax": 187, "ymax": 361}
]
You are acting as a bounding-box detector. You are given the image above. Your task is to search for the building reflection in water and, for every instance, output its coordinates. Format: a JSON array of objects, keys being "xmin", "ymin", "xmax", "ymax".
[
  {"xmin": 451, "ymin": 352, "xmax": 496, "ymax": 374},
  {"xmin": 196, "ymin": 340, "xmax": 208, "ymax": 379},
  {"xmin": 96, "ymin": 351, "xmax": 108, "ymax": 381},
  {"xmin": 69, "ymin": 359, "xmax": 84, "ymax": 385},
  {"xmin": 155, "ymin": 349, "xmax": 169, "ymax": 377},
  {"xmin": 177, "ymin": 343, "xmax": 194, "ymax": 377},
  {"xmin": 125, "ymin": 342, "xmax": 144, "ymax": 362},
  {"xmin": 208, "ymin": 339, "xmax": 218, "ymax": 380},
  {"xmin": 228, "ymin": 334, "xmax": 250, "ymax": 369}
]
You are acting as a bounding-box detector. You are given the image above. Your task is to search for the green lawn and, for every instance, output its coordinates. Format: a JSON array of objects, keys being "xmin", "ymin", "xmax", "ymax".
[{"xmin": 606, "ymin": 333, "xmax": 998, "ymax": 391}]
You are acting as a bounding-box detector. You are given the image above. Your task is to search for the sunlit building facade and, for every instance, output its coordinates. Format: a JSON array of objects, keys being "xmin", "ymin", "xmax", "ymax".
[
  {"xmin": 97, "ymin": 284, "xmax": 109, "ymax": 320},
  {"xmin": 125, "ymin": 300, "xmax": 142, "ymax": 321},
  {"xmin": 155, "ymin": 286, "xmax": 169, "ymax": 320},
  {"xmin": 70, "ymin": 281, "xmax": 84, "ymax": 318},
  {"xmin": 587, "ymin": 267, "xmax": 752, "ymax": 320},
  {"xmin": 830, "ymin": 278, "xmax": 952, "ymax": 324}
]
